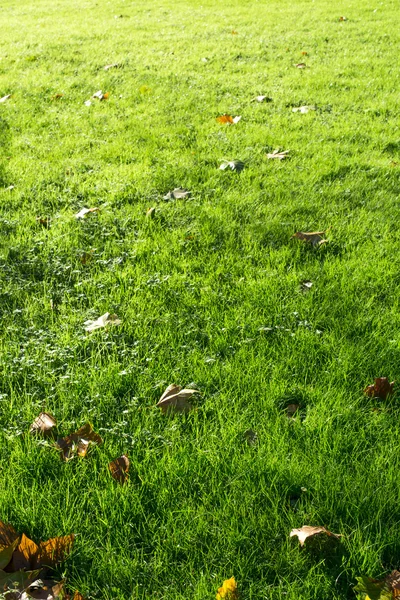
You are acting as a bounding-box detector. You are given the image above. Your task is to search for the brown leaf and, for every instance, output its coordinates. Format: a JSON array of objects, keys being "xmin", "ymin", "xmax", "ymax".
[
  {"xmin": 27, "ymin": 578, "xmax": 65, "ymax": 599},
  {"xmin": 0, "ymin": 94, "xmax": 12, "ymax": 103},
  {"xmin": 36, "ymin": 217, "xmax": 51, "ymax": 228},
  {"xmin": 0, "ymin": 538, "xmax": 19, "ymax": 570},
  {"xmin": 10, "ymin": 533, "xmax": 39, "ymax": 571},
  {"xmin": 339, "ymin": 16, "xmax": 347, "ymax": 21},
  {"xmin": 71, "ymin": 592, "xmax": 86, "ymax": 600},
  {"xmin": 290, "ymin": 525, "xmax": 341, "ymax": 547},
  {"xmin": 301, "ymin": 51, "xmax": 308, "ymax": 56},
  {"xmin": 364, "ymin": 377, "xmax": 394, "ymax": 400},
  {"xmin": 80, "ymin": 251, "xmax": 94, "ymax": 265},
  {"xmin": 109, "ymin": 455, "xmax": 130, "ymax": 484},
  {"xmin": 29, "ymin": 413, "xmax": 57, "ymax": 437},
  {"xmin": 267, "ymin": 149, "xmax": 289, "ymax": 160},
  {"xmin": 0, "ymin": 522, "xmax": 19, "ymax": 550},
  {"xmin": 57, "ymin": 424, "xmax": 102, "ymax": 461},
  {"xmin": 156, "ymin": 384, "xmax": 199, "ymax": 414},
  {"xmin": 51, "ymin": 94, "xmax": 63, "ymax": 100},
  {"xmin": 74, "ymin": 207, "xmax": 100, "ymax": 219},
  {"xmin": 295, "ymin": 63, "xmax": 307, "ymax": 68},
  {"xmin": 291, "ymin": 231, "xmax": 327, "ymax": 246},
  {"xmin": 216, "ymin": 115, "xmax": 241, "ymax": 124},
  {"xmin": 84, "ymin": 312, "xmax": 121, "ymax": 332},
  {"xmin": 286, "ymin": 403, "xmax": 299, "ymax": 417},
  {"xmin": 37, "ymin": 534, "xmax": 74, "ymax": 568}
]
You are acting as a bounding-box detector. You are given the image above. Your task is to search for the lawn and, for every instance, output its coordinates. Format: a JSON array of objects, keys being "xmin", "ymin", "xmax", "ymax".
[{"xmin": 1, "ymin": 0, "xmax": 400, "ymax": 598}]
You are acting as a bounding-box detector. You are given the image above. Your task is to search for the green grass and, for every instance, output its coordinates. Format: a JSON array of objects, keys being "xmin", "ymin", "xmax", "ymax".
[{"xmin": 1, "ymin": 0, "xmax": 400, "ymax": 597}]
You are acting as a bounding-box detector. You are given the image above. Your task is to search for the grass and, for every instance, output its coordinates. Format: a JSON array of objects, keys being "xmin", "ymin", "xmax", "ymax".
[{"xmin": 1, "ymin": 0, "xmax": 400, "ymax": 597}]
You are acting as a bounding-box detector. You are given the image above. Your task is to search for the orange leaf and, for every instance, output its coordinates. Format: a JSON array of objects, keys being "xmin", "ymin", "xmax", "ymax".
[
  {"xmin": 37, "ymin": 534, "xmax": 75, "ymax": 568},
  {"xmin": 109, "ymin": 455, "xmax": 130, "ymax": 484},
  {"xmin": 216, "ymin": 115, "xmax": 241, "ymax": 124},
  {"xmin": 364, "ymin": 377, "xmax": 394, "ymax": 399},
  {"xmin": 0, "ymin": 522, "xmax": 19, "ymax": 550},
  {"xmin": 10, "ymin": 533, "xmax": 39, "ymax": 571}
]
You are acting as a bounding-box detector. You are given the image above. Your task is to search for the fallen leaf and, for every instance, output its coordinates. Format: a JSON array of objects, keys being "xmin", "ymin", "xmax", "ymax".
[
  {"xmin": 84, "ymin": 100, "xmax": 92, "ymax": 107},
  {"xmin": 291, "ymin": 231, "xmax": 327, "ymax": 246},
  {"xmin": 290, "ymin": 525, "xmax": 341, "ymax": 547},
  {"xmin": 286, "ymin": 403, "xmax": 299, "ymax": 417},
  {"xmin": 354, "ymin": 575, "xmax": 392, "ymax": 600},
  {"xmin": 92, "ymin": 90, "xmax": 109, "ymax": 100},
  {"xmin": 109, "ymin": 455, "xmax": 130, "ymax": 484},
  {"xmin": 364, "ymin": 377, "xmax": 394, "ymax": 400},
  {"xmin": 0, "ymin": 538, "xmax": 19, "ymax": 570},
  {"xmin": 29, "ymin": 413, "xmax": 57, "ymax": 437},
  {"xmin": 36, "ymin": 217, "xmax": 51, "ymax": 228},
  {"xmin": 57, "ymin": 423, "xmax": 102, "ymax": 461},
  {"xmin": 156, "ymin": 384, "xmax": 199, "ymax": 414},
  {"xmin": 51, "ymin": 94, "xmax": 63, "ymax": 100},
  {"xmin": 267, "ymin": 149, "xmax": 289, "ymax": 160},
  {"xmin": 84, "ymin": 312, "xmax": 121, "ymax": 333},
  {"xmin": 295, "ymin": 63, "xmax": 307, "ymax": 68},
  {"xmin": 80, "ymin": 251, "xmax": 94, "ymax": 265},
  {"xmin": 231, "ymin": 30, "xmax": 238, "ymax": 35},
  {"xmin": 103, "ymin": 63, "xmax": 120, "ymax": 70},
  {"xmin": 70, "ymin": 591, "xmax": 86, "ymax": 600},
  {"xmin": 0, "ymin": 522, "xmax": 19, "ymax": 550},
  {"xmin": 0, "ymin": 570, "xmax": 41, "ymax": 599},
  {"xmin": 146, "ymin": 207, "xmax": 156, "ymax": 218},
  {"xmin": 10, "ymin": 534, "xmax": 39, "ymax": 571},
  {"xmin": 292, "ymin": 105, "xmax": 316, "ymax": 113},
  {"xmin": 5, "ymin": 184, "xmax": 15, "ymax": 191},
  {"xmin": 0, "ymin": 94, "xmax": 12, "ymax": 103},
  {"xmin": 252, "ymin": 95, "xmax": 273, "ymax": 103},
  {"xmin": 163, "ymin": 188, "xmax": 191, "ymax": 200},
  {"xmin": 300, "ymin": 280, "xmax": 313, "ymax": 292},
  {"xmin": 27, "ymin": 578, "xmax": 65, "ymax": 600},
  {"xmin": 216, "ymin": 115, "xmax": 241, "ymax": 124},
  {"xmin": 339, "ymin": 16, "xmax": 347, "ymax": 21},
  {"xmin": 37, "ymin": 535, "xmax": 74, "ymax": 568},
  {"xmin": 219, "ymin": 160, "xmax": 245, "ymax": 172},
  {"xmin": 244, "ymin": 429, "xmax": 258, "ymax": 445},
  {"xmin": 74, "ymin": 207, "xmax": 100, "ymax": 219},
  {"xmin": 301, "ymin": 51, "xmax": 308, "ymax": 56},
  {"xmin": 216, "ymin": 576, "xmax": 239, "ymax": 600}
]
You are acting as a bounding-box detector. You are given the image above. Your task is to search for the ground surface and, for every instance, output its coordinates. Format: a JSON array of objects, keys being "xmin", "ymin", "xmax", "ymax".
[{"xmin": 1, "ymin": 0, "xmax": 400, "ymax": 598}]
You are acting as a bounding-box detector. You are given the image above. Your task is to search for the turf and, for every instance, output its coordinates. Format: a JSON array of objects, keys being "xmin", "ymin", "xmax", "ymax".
[{"xmin": 1, "ymin": 0, "xmax": 400, "ymax": 598}]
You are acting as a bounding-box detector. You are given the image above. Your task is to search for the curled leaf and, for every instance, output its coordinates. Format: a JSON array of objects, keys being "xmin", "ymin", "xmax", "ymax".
[
  {"xmin": 29, "ymin": 413, "xmax": 57, "ymax": 437},
  {"xmin": 74, "ymin": 207, "xmax": 100, "ymax": 219},
  {"xmin": 163, "ymin": 188, "xmax": 191, "ymax": 200},
  {"xmin": 84, "ymin": 312, "xmax": 121, "ymax": 332},
  {"xmin": 364, "ymin": 377, "xmax": 394, "ymax": 400},
  {"xmin": 219, "ymin": 160, "xmax": 245, "ymax": 172},
  {"xmin": 109, "ymin": 455, "xmax": 130, "ymax": 484},
  {"xmin": 290, "ymin": 525, "xmax": 341, "ymax": 547},
  {"xmin": 267, "ymin": 149, "xmax": 289, "ymax": 160},
  {"xmin": 57, "ymin": 424, "xmax": 102, "ymax": 461},
  {"xmin": 291, "ymin": 231, "xmax": 327, "ymax": 246},
  {"xmin": 157, "ymin": 384, "xmax": 199, "ymax": 414}
]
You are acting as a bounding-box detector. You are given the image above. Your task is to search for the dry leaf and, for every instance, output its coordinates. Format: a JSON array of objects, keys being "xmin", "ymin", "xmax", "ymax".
[
  {"xmin": 244, "ymin": 429, "xmax": 258, "ymax": 445},
  {"xmin": 80, "ymin": 251, "xmax": 94, "ymax": 265},
  {"xmin": 252, "ymin": 95, "xmax": 272, "ymax": 103},
  {"xmin": 267, "ymin": 149, "xmax": 289, "ymax": 160},
  {"xmin": 339, "ymin": 16, "xmax": 347, "ymax": 21},
  {"xmin": 36, "ymin": 217, "xmax": 51, "ymax": 228},
  {"xmin": 295, "ymin": 63, "xmax": 307, "ymax": 68},
  {"xmin": 216, "ymin": 576, "xmax": 239, "ymax": 600},
  {"xmin": 216, "ymin": 115, "xmax": 241, "ymax": 124},
  {"xmin": 231, "ymin": 30, "xmax": 238, "ymax": 34},
  {"xmin": 29, "ymin": 413, "xmax": 57, "ymax": 436},
  {"xmin": 290, "ymin": 525, "xmax": 341, "ymax": 547},
  {"xmin": 27, "ymin": 578, "xmax": 65, "ymax": 600},
  {"xmin": 84, "ymin": 312, "xmax": 121, "ymax": 332},
  {"xmin": 286, "ymin": 403, "xmax": 299, "ymax": 417},
  {"xmin": 300, "ymin": 280, "xmax": 313, "ymax": 292},
  {"xmin": 364, "ymin": 377, "xmax": 394, "ymax": 400},
  {"xmin": 0, "ymin": 94, "xmax": 12, "ymax": 103},
  {"xmin": 5, "ymin": 185, "xmax": 15, "ymax": 191},
  {"xmin": 291, "ymin": 231, "xmax": 327, "ymax": 246},
  {"xmin": 92, "ymin": 90, "xmax": 109, "ymax": 100},
  {"xmin": 156, "ymin": 384, "xmax": 199, "ymax": 414},
  {"xmin": 163, "ymin": 188, "xmax": 191, "ymax": 200},
  {"xmin": 57, "ymin": 424, "xmax": 102, "ymax": 461},
  {"xmin": 0, "ymin": 522, "xmax": 20, "ymax": 550},
  {"xmin": 51, "ymin": 94, "xmax": 63, "ymax": 100},
  {"xmin": 37, "ymin": 535, "xmax": 74, "ymax": 568},
  {"xmin": 354, "ymin": 575, "xmax": 392, "ymax": 600},
  {"xmin": 301, "ymin": 51, "xmax": 308, "ymax": 56},
  {"xmin": 10, "ymin": 534, "xmax": 39, "ymax": 571},
  {"xmin": 84, "ymin": 100, "xmax": 92, "ymax": 107},
  {"xmin": 74, "ymin": 207, "xmax": 100, "ymax": 219},
  {"xmin": 292, "ymin": 105, "xmax": 316, "ymax": 113},
  {"xmin": 219, "ymin": 160, "xmax": 245, "ymax": 172},
  {"xmin": 146, "ymin": 207, "xmax": 156, "ymax": 218},
  {"xmin": 70, "ymin": 592, "xmax": 86, "ymax": 600},
  {"xmin": 109, "ymin": 455, "xmax": 130, "ymax": 484},
  {"xmin": 103, "ymin": 63, "xmax": 120, "ymax": 70},
  {"xmin": 0, "ymin": 538, "xmax": 19, "ymax": 570}
]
